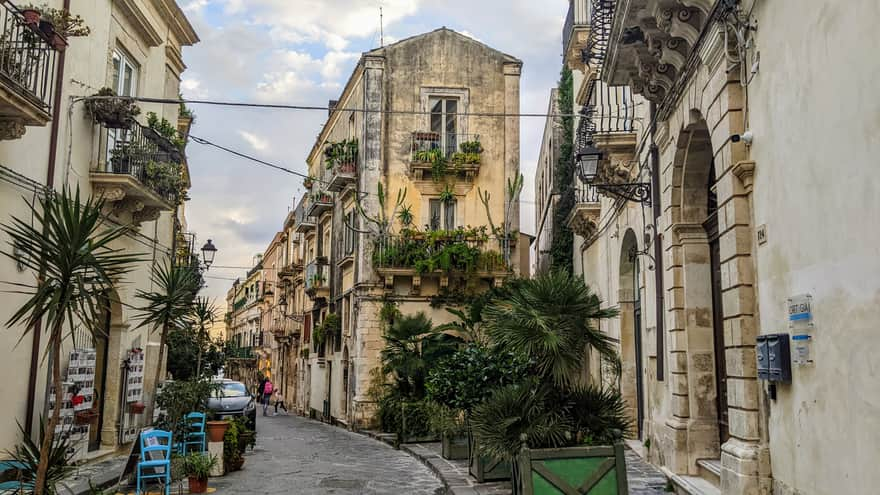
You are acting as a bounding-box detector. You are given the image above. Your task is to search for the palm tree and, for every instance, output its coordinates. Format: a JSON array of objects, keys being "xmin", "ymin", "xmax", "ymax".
[
  {"xmin": 481, "ymin": 270, "xmax": 619, "ymax": 387},
  {"xmin": 2, "ymin": 188, "xmax": 142, "ymax": 495},
  {"xmin": 188, "ymin": 296, "xmax": 218, "ymax": 377},
  {"xmin": 380, "ymin": 312, "xmax": 460, "ymax": 399},
  {"xmin": 136, "ymin": 261, "xmax": 200, "ymax": 417},
  {"xmin": 470, "ymin": 271, "xmax": 629, "ymax": 471}
]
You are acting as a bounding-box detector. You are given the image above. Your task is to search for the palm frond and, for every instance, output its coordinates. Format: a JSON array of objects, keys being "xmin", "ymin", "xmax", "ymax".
[
  {"xmin": 4, "ymin": 420, "xmax": 76, "ymax": 495},
  {"xmin": 470, "ymin": 382, "xmax": 570, "ymax": 461},
  {"xmin": 482, "ymin": 270, "xmax": 618, "ymax": 387},
  {"xmin": 135, "ymin": 261, "xmax": 200, "ymax": 332},
  {"xmin": 564, "ymin": 384, "xmax": 631, "ymax": 444}
]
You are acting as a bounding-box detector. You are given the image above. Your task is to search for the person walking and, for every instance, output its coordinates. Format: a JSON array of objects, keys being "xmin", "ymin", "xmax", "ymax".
[
  {"xmin": 272, "ymin": 388, "xmax": 288, "ymax": 416},
  {"xmin": 261, "ymin": 378, "xmax": 273, "ymax": 416}
]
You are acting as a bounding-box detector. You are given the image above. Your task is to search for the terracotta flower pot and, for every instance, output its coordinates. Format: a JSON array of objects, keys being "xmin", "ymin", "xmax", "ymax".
[
  {"xmin": 206, "ymin": 420, "xmax": 230, "ymax": 442},
  {"xmin": 187, "ymin": 476, "xmax": 207, "ymax": 494},
  {"xmin": 21, "ymin": 9, "xmax": 40, "ymax": 26},
  {"xmin": 51, "ymin": 32, "xmax": 68, "ymax": 52}
]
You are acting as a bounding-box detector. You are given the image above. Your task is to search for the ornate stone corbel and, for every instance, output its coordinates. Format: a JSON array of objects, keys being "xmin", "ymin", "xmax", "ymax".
[
  {"xmin": 132, "ymin": 206, "xmax": 161, "ymax": 225},
  {"xmin": 94, "ymin": 186, "xmax": 126, "ymax": 203},
  {"xmin": 0, "ymin": 119, "xmax": 26, "ymax": 140}
]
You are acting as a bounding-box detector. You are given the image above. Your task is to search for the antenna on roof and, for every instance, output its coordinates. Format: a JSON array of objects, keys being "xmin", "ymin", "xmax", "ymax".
[{"xmin": 380, "ymin": 6, "xmax": 384, "ymax": 47}]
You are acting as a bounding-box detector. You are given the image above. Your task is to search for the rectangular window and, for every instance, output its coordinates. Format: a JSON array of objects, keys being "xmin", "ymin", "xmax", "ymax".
[
  {"xmin": 429, "ymin": 97, "xmax": 458, "ymax": 156},
  {"xmin": 344, "ymin": 211, "xmax": 357, "ymax": 256},
  {"xmin": 108, "ymin": 49, "xmax": 139, "ymax": 170},
  {"xmin": 348, "ymin": 113, "xmax": 356, "ymax": 140},
  {"xmin": 429, "ymin": 199, "xmax": 456, "ymax": 230}
]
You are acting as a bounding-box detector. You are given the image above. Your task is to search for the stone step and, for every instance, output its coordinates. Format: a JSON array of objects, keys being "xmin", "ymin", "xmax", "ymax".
[
  {"xmin": 669, "ymin": 473, "xmax": 721, "ymax": 495},
  {"xmin": 696, "ymin": 458, "xmax": 722, "ymax": 487}
]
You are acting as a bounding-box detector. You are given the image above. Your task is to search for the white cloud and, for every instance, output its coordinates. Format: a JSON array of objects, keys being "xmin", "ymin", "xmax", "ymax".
[{"xmin": 238, "ymin": 131, "xmax": 270, "ymax": 152}]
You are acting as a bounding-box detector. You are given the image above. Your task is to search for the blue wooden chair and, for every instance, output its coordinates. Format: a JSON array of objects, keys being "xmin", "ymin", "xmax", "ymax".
[
  {"xmin": 136, "ymin": 430, "xmax": 172, "ymax": 495},
  {"xmin": 182, "ymin": 412, "xmax": 206, "ymax": 454},
  {"xmin": 0, "ymin": 461, "xmax": 30, "ymax": 494}
]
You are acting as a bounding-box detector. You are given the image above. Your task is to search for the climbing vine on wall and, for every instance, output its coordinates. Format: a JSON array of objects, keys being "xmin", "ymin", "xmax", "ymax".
[{"xmin": 550, "ymin": 66, "xmax": 575, "ymax": 272}]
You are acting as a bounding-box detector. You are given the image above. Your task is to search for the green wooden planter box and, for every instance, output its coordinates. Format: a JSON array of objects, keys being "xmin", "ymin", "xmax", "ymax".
[
  {"xmin": 441, "ymin": 434, "xmax": 469, "ymax": 460},
  {"xmin": 516, "ymin": 444, "xmax": 628, "ymax": 495}
]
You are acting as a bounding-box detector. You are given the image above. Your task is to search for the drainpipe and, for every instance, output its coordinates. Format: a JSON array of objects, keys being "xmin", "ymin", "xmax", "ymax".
[
  {"xmin": 25, "ymin": 0, "xmax": 70, "ymax": 436},
  {"xmin": 649, "ymin": 102, "xmax": 665, "ymax": 381}
]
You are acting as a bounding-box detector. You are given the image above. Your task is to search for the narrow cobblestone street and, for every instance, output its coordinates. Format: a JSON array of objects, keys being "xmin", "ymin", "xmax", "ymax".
[{"xmin": 211, "ymin": 414, "xmax": 443, "ymax": 494}]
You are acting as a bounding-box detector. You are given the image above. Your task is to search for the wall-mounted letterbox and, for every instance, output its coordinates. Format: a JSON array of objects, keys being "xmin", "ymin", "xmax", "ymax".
[{"xmin": 756, "ymin": 333, "xmax": 791, "ymax": 382}]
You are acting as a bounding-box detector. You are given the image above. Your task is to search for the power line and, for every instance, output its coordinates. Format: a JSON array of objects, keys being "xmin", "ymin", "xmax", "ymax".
[
  {"xmin": 81, "ymin": 95, "xmax": 617, "ymax": 119},
  {"xmin": 187, "ymin": 133, "xmax": 539, "ymax": 205}
]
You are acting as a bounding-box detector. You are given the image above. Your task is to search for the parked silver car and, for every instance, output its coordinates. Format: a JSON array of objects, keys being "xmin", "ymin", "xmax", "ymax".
[{"xmin": 206, "ymin": 379, "xmax": 257, "ymax": 429}]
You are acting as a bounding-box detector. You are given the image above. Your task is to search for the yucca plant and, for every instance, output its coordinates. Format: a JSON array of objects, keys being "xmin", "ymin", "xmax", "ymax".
[
  {"xmin": 2, "ymin": 188, "xmax": 142, "ymax": 495},
  {"xmin": 187, "ymin": 296, "xmax": 218, "ymax": 378},
  {"xmin": 5, "ymin": 421, "xmax": 76, "ymax": 495},
  {"xmin": 136, "ymin": 261, "xmax": 200, "ymax": 418}
]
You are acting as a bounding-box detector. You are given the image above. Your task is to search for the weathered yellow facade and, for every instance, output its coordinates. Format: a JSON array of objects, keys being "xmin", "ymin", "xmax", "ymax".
[{"xmin": 230, "ymin": 29, "xmax": 525, "ymax": 427}]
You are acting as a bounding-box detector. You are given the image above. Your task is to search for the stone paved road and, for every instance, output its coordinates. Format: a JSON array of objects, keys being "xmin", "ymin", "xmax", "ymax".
[{"xmin": 211, "ymin": 414, "xmax": 444, "ymax": 495}]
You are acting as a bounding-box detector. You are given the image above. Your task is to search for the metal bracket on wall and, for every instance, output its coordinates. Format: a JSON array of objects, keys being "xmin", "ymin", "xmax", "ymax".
[{"xmin": 594, "ymin": 182, "xmax": 652, "ymax": 206}]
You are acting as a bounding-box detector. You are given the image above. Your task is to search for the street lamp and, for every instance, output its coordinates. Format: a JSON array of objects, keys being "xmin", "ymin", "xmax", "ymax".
[
  {"xmin": 575, "ymin": 142, "xmax": 604, "ymax": 184},
  {"xmin": 574, "ymin": 142, "xmax": 652, "ymax": 206},
  {"xmin": 277, "ymin": 296, "xmax": 303, "ymax": 323},
  {"xmin": 201, "ymin": 239, "xmax": 217, "ymax": 270}
]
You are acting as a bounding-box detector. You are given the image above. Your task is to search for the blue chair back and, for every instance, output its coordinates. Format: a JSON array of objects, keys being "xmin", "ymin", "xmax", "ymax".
[
  {"xmin": 140, "ymin": 430, "xmax": 172, "ymax": 461},
  {"xmin": 185, "ymin": 412, "xmax": 206, "ymax": 433}
]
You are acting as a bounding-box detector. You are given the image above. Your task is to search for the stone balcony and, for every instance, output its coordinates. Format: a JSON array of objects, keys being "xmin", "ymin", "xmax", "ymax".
[
  {"xmin": 600, "ymin": 0, "xmax": 717, "ymax": 102},
  {"xmin": 409, "ymin": 131, "xmax": 483, "ymax": 182},
  {"xmin": 0, "ymin": 2, "xmax": 60, "ymax": 140},
  {"xmin": 307, "ymin": 190, "xmax": 333, "ymax": 217},
  {"xmin": 90, "ymin": 120, "xmax": 181, "ymax": 226}
]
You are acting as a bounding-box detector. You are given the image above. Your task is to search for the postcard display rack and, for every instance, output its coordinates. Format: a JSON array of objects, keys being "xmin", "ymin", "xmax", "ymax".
[
  {"xmin": 121, "ymin": 348, "xmax": 146, "ymax": 443},
  {"xmin": 48, "ymin": 348, "xmax": 97, "ymax": 460}
]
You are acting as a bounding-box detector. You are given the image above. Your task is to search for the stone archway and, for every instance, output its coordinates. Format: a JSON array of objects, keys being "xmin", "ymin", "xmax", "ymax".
[
  {"xmin": 99, "ymin": 290, "xmax": 127, "ymax": 450},
  {"xmin": 664, "ymin": 106, "xmax": 762, "ymax": 486},
  {"xmin": 618, "ymin": 228, "xmax": 644, "ymax": 439}
]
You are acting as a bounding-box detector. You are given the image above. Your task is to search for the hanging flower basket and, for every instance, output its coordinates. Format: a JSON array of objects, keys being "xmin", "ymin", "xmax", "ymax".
[{"xmin": 85, "ymin": 88, "xmax": 141, "ymax": 129}]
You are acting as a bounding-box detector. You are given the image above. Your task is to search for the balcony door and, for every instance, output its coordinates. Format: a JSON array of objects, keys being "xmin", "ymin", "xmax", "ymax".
[
  {"xmin": 106, "ymin": 49, "xmax": 139, "ymax": 171},
  {"xmin": 429, "ymin": 97, "xmax": 458, "ymax": 156}
]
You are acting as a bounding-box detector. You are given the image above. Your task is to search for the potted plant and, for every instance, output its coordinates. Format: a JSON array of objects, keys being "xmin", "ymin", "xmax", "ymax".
[
  {"xmin": 85, "ymin": 87, "xmax": 141, "ymax": 129},
  {"xmin": 205, "ymin": 419, "xmax": 230, "ymax": 443},
  {"xmin": 184, "ymin": 453, "xmax": 218, "ymax": 494},
  {"xmin": 303, "ymin": 176, "xmax": 315, "ymax": 189},
  {"xmin": 20, "ymin": 8, "xmax": 40, "ymax": 25},
  {"xmin": 469, "ymin": 272, "xmax": 630, "ymax": 494}
]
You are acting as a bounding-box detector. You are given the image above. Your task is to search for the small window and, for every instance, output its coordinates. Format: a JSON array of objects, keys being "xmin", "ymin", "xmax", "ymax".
[
  {"xmin": 344, "ymin": 210, "xmax": 357, "ymax": 256},
  {"xmin": 348, "ymin": 113, "xmax": 356, "ymax": 140},
  {"xmin": 429, "ymin": 97, "xmax": 459, "ymax": 155},
  {"xmin": 429, "ymin": 199, "xmax": 456, "ymax": 231}
]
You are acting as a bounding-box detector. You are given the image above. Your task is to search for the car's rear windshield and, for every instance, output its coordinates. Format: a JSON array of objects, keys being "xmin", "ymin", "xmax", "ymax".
[{"xmin": 215, "ymin": 382, "xmax": 248, "ymax": 398}]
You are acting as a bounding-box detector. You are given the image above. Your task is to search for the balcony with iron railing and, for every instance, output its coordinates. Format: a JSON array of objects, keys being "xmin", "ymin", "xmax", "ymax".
[
  {"xmin": 306, "ymin": 188, "xmax": 333, "ymax": 217},
  {"xmin": 90, "ymin": 119, "xmax": 183, "ymax": 223},
  {"xmin": 226, "ymin": 345, "xmax": 256, "ymax": 360},
  {"xmin": 305, "ymin": 259, "xmax": 329, "ymax": 299},
  {"xmin": 373, "ymin": 229, "xmax": 513, "ymax": 292},
  {"xmin": 0, "ymin": 1, "xmax": 60, "ymax": 139},
  {"xmin": 324, "ymin": 139, "xmax": 358, "ymax": 192},
  {"xmin": 409, "ymin": 132, "xmax": 483, "ymax": 181},
  {"xmin": 294, "ymin": 196, "xmax": 316, "ymax": 233}
]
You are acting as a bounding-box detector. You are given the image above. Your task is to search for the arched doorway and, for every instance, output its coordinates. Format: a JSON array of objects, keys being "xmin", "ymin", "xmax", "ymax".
[
  {"xmin": 670, "ymin": 112, "xmax": 728, "ymax": 461},
  {"xmin": 619, "ymin": 229, "xmax": 644, "ymax": 439}
]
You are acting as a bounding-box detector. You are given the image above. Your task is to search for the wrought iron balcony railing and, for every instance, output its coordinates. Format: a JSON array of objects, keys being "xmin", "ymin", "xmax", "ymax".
[
  {"xmin": 100, "ymin": 121, "xmax": 183, "ymax": 204},
  {"xmin": 576, "ymin": 81, "xmax": 635, "ymax": 149},
  {"xmin": 411, "ymin": 132, "xmax": 482, "ymax": 163},
  {"xmin": 576, "ymin": 184, "xmax": 601, "ymax": 203},
  {"xmin": 305, "ymin": 260, "xmax": 328, "ymax": 294},
  {"xmin": 294, "ymin": 196, "xmax": 316, "ymax": 232},
  {"xmin": 0, "ymin": 1, "xmax": 59, "ymax": 115},
  {"xmin": 373, "ymin": 232, "xmax": 511, "ymax": 274},
  {"xmin": 226, "ymin": 346, "xmax": 256, "ymax": 359}
]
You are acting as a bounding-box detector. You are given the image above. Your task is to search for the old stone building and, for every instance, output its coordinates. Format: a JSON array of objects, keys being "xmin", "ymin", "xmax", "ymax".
[
  {"xmin": 532, "ymin": 88, "xmax": 563, "ymax": 275},
  {"xmin": 555, "ymin": 0, "xmax": 880, "ymax": 494},
  {"xmin": 265, "ymin": 28, "xmax": 527, "ymax": 427},
  {"xmin": 0, "ymin": 0, "xmax": 198, "ymax": 458}
]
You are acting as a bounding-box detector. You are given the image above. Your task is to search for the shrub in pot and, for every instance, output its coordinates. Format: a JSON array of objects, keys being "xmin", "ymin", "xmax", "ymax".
[
  {"xmin": 469, "ymin": 271, "xmax": 630, "ymax": 494},
  {"xmin": 85, "ymin": 87, "xmax": 140, "ymax": 129},
  {"xmin": 183, "ymin": 453, "xmax": 217, "ymax": 494}
]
